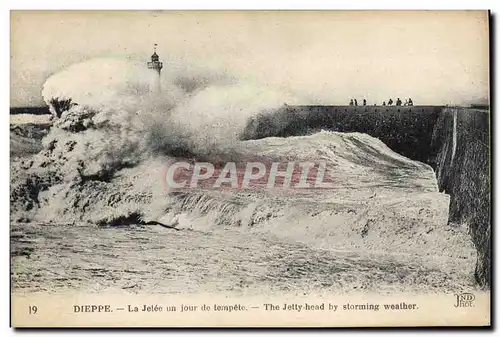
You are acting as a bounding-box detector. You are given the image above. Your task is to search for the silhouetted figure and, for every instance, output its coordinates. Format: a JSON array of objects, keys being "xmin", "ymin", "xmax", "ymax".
[
  {"xmin": 354, "ymin": 99, "xmax": 358, "ymax": 106},
  {"xmin": 349, "ymin": 99, "xmax": 354, "ymax": 106},
  {"xmin": 382, "ymin": 101, "xmax": 386, "ymax": 106},
  {"xmin": 408, "ymin": 98, "xmax": 413, "ymax": 106},
  {"xmin": 396, "ymin": 97, "xmax": 402, "ymax": 106},
  {"xmin": 404, "ymin": 99, "xmax": 408, "ymax": 106},
  {"xmin": 388, "ymin": 99, "xmax": 393, "ymax": 105},
  {"xmin": 363, "ymin": 99, "xmax": 367, "ymax": 106}
]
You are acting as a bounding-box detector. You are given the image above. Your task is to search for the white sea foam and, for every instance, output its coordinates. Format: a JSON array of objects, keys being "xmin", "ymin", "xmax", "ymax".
[{"xmin": 11, "ymin": 57, "xmax": 475, "ymax": 269}]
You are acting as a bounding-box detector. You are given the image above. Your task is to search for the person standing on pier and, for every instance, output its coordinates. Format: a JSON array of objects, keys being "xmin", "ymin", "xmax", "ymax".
[
  {"xmin": 363, "ymin": 99, "xmax": 367, "ymax": 106},
  {"xmin": 408, "ymin": 98, "xmax": 413, "ymax": 106},
  {"xmin": 354, "ymin": 99, "xmax": 358, "ymax": 106},
  {"xmin": 349, "ymin": 99, "xmax": 354, "ymax": 106}
]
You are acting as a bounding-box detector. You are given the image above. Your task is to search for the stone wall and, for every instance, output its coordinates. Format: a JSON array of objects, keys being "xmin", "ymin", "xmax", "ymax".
[{"xmin": 243, "ymin": 105, "xmax": 491, "ymax": 288}]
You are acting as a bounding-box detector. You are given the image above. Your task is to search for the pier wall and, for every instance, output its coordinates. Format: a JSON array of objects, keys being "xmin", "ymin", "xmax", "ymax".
[{"xmin": 243, "ymin": 105, "xmax": 491, "ymax": 288}]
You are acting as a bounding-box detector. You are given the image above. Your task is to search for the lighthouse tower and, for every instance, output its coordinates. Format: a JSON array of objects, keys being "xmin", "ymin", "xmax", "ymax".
[{"xmin": 147, "ymin": 44, "xmax": 163, "ymax": 92}]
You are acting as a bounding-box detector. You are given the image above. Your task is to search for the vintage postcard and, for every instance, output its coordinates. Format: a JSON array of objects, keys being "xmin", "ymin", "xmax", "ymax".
[{"xmin": 10, "ymin": 10, "xmax": 491, "ymax": 327}]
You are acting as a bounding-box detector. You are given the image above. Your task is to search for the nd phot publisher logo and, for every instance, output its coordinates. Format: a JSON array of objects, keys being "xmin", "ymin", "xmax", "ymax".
[{"xmin": 454, "ymin": 293, "xmax": 475, "ymax": 308}]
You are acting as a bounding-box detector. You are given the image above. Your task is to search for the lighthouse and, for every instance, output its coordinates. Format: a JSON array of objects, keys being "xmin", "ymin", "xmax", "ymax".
[{"xmin": 147, "ymin": 44, "xmax": 163, "ymax": 92}]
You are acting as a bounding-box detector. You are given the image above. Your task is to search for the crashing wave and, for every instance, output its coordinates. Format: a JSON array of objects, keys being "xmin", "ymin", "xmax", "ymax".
[{"xmin": 10, "ymin": 57, "xmax": 476, "ymax": 269}]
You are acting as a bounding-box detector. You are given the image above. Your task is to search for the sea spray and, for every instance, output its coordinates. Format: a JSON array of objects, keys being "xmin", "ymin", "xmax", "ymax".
[
  {"xmin": 42, "ymin": 57, "xmax": 301, "ymax": 160},
  {"xmin": 13, "ymin": 56, "xmax": 301, "ymax": 223},
  {"xmin": 10, "ymin": 57, "xmax": 475, "ymax": 272}
]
